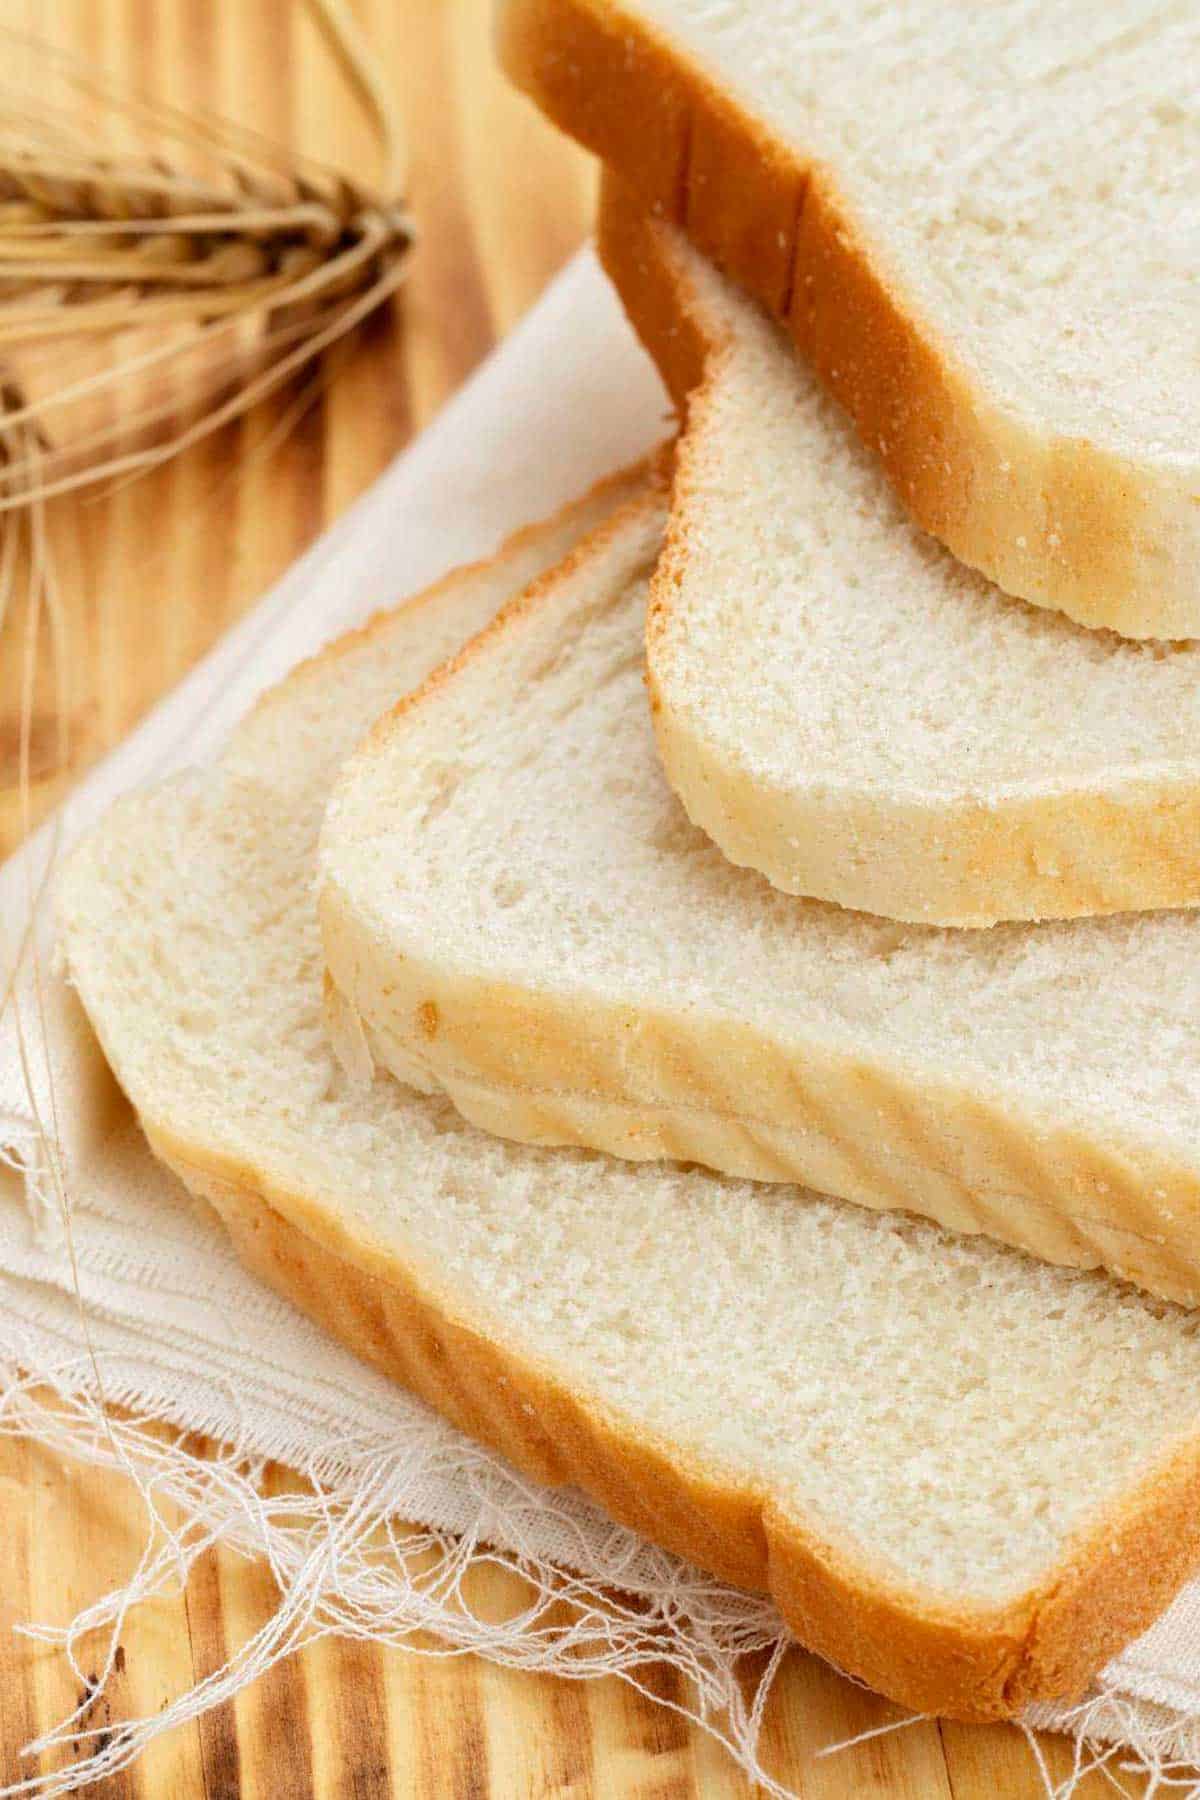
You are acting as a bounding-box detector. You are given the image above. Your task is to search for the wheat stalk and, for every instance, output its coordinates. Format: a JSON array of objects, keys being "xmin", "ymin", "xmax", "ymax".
[{"xmin": 0, "ymin": 0, "xmax": 414, "ymax": 509}]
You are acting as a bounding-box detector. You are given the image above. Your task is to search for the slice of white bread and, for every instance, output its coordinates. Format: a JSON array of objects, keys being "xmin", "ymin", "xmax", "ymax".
[
  {"xmin": 320, "ymin": 477, "xmax": 1200, "ymax": 1309},
  {"xmin": 53, "ymin": 479, "xmax": 1200, "ymax": 1722},
  {"xmin": 499, "ymin": 0, "xmax": 1200, "ymax": 638},
  {"xmin": 598, "ymin": 183, "xmax": 1200, "ymax": 929}
]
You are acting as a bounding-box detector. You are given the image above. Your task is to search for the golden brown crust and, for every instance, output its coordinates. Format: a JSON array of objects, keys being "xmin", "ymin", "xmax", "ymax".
[
  {"xmin": 597, "ymin": 182, "xmax": 1200, "ymax": 927},
  {"xmin": 499, "ymin": 0, "xmax": 1200, "ymax": 638},
  {"xmin": 143, "ymin": 1112, "xmax": 1200, "ymax": 1722}
]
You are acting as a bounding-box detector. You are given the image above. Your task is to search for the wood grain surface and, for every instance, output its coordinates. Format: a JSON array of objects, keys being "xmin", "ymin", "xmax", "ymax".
[{"xmin": 0, "ymin": 3, "xmax": 1157, "ymax": 1794}]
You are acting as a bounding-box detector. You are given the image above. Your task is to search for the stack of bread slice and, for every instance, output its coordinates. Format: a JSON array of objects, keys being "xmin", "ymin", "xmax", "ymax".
[{"xmin": 56, "ymin": 0, "xmax": 1200, "ymax": 1730}]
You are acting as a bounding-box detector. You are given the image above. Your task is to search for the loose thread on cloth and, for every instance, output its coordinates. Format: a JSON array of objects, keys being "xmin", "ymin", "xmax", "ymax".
[
  {"xmin": 0, "ymin": 1358, "xmax": 796, "ymax": 1798},
  {"xmin": 3, "ymin": 1335, "xmax": 1200, "ymax": 1798}
]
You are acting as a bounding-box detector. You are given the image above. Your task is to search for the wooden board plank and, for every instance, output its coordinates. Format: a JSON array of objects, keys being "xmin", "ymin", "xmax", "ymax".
[{"xmin": 0, "ymin": 1, "xmax": 1160, "ymax": 1793}]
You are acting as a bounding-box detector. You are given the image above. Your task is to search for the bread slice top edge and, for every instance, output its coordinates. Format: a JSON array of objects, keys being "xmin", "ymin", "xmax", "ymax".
[
  {"xmin": 54, "ymin": 475, "xmax": 1200, "ymax": 1721},
  {"xmin": 597, "ymin": 178, "xmax": 1200, "ymax": 929},
  {"xmin": 498, "ymin": 0, "xmax": 1200, "ymax": 638}
]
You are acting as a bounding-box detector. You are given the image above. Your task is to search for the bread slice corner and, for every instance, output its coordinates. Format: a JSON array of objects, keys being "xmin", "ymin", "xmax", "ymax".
[
  {"xmin": 598, "ymin": 176, "xmax": 1200, "ymax": 929},
  {"xmin": 499, "ymin": 0, "xmax": 1200, "ymax": 638}
]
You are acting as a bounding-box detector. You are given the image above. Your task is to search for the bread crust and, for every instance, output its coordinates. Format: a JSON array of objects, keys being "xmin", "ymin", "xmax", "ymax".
[
  {"xmin": 498, "ymin": 0, "xmax": 1200, "ymax": 639},
  {"xmin": 143, "ymin": 1110, "xmax": 1200, "ymax": 1723},
  {"xmin": 598, "ymin": 183, "xmax": 1200, "ymax": 928}
]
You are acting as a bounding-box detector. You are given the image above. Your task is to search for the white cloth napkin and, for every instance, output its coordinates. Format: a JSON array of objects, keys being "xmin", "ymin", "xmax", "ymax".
[{"xmin": 1, "ymin": 248, "xmax": 1198, "ymax": 1796}]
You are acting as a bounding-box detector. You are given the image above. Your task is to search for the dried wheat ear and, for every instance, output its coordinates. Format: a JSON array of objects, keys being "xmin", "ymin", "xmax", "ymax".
[{"xmin": 0, "ymin": 0, "xmax": 413, "ymax": 509}]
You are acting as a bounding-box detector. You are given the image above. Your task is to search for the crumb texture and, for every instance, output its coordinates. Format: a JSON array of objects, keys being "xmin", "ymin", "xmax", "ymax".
[
  {"xmin": 657, "ymin": 244, "xmax": 1200, "ymax": 799},
  {"xmin": 640, "ymin": 0, "xmax": 1200, "ymax": 462},
  {"xmin": 58, "ymin": 495, "xmax": 1200, "ymax": 1624}
]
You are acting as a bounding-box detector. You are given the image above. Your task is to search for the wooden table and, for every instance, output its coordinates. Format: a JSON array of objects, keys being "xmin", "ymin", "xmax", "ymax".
[{"xmin": 0, "ymin": 4, "xmax": 1152, "ymax": 1794}]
